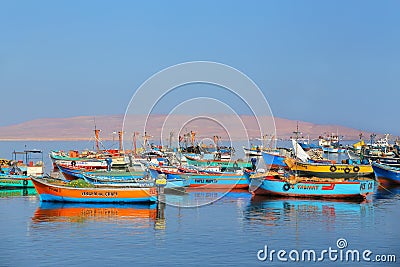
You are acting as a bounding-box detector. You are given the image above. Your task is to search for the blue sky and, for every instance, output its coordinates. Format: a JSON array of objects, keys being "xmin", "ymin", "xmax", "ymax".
[{"xmin": 1, "ymin": 1, "xmax": 399, "ymax": 135}]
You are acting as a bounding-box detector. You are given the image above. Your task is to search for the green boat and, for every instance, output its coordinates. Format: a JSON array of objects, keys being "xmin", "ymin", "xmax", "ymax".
[
  {"xmin": 0, "ymin": 175, "xmax": 35, "ymax": 188},
  {"xmin": 185, "ymin": 156, "xmax": 252, "ymax": 168}
]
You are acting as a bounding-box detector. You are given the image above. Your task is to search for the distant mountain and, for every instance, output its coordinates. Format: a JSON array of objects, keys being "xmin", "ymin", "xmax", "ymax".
[{"xmin": 0, "ymin": 114, "xmax": 376, "ymax": 141}]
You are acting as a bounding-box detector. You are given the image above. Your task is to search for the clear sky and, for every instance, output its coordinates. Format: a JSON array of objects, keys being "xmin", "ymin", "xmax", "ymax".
[{"xmin": 1, "ymin": 1, "xmax": 399, "ymax": 135}]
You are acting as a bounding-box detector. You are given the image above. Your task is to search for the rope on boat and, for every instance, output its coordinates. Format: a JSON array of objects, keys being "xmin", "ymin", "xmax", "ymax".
[{"xmin": 378, "ymin": 182, "xmax": 396, "ymax": 195}]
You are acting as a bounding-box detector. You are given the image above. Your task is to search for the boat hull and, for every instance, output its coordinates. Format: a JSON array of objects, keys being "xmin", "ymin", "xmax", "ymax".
[
  {"xmin": 286, "ymin": 161, "xmax": 373, "ymax": 178},
  {"xmin": 0, "ymin": 175, "xmax": 34, "ymax": 188},
  {"xmin": 372, "ymin": 162, "xmax": 400, "ymax": 185},
  {"xmin": 57, "ymin": 165, "xmax": 84, "ymax": 180},
  {"xmin": 183, "ymin": 173, "xmax": 249, "ymax": 189},
  {"xmin": 50, "ymin": 152, "xmax": 108, "ymax": 170},
  {"xmin": 248, "ymin": 176, "xmax": 375, "ymax": 200},
  {"xmin": 31, "ymin": 177, "xmax": 157, "ymax": 203}
]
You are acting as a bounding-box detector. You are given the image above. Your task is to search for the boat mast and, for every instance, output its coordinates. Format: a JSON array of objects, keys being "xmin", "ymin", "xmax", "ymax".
[
  {"xmin": 133, "ymin": 132, "xmax": 139, "ymax": 155},
  {"xmin": 190, "ymin": 131, "xmax": 196, "ymax": 147},
  {"xmin": 293, "ymin": 121, "xmax": 302, "ymax": 176},
  {"xmin": 94, "ymin": 118, "xmax": 100, "ymax": 152},
  {"xmin": 118, "ymin": 131, "xmax": 123, "ymax": 152},
  {"xmin": 169, "ymin": 131, "xmax": 174, "ymax": 150}
]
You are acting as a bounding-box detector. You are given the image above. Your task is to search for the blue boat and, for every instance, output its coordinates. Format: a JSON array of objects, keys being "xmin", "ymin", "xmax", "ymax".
[
  {"xmin": 244, "ymin": 170, "xmax": 376, "ymax": 200},
  {"xmin": 57, "ymin": 165, "xmax": 85, "ymax": 180},
  {"xmin": 298, "ymin": 142, "xmax": 321, "ymax": 151},
  {"xmin": 82, "ymin": 174, "xmax": 155, "ymax": 187},
  {"xmin": 372, "ymin": 162, "xmax": 400, "ymax": 185},
  {"xmin": 57, "ymin": 164, "xmax": 146, "ymax": 181}
]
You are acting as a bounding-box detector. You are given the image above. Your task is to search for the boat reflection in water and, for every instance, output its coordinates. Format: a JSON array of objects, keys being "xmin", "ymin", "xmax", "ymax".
[
  {"xmin": 32, "ymin": 202, "xmax": 165, "ymax": 229},
  {"xmin": 0, "ymin": 188, "xmax": 37, "ymax": 198},
  {"xmin": 243, "ymin": 196, "xmax": 374, "ymax": 226}
]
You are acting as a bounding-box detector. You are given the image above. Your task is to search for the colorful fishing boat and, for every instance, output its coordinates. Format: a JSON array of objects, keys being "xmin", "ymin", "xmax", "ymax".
[
  {"xmin": 50, "ymin": 151, "xmax": 108, "ymax": 170},
  {"xmin": 0, "ymin": 174, "xmax": 34, "ymax": 188},
  {"xmin": 57, "ymin": 164, "xmax": 146, "ymax": 181},
  {"xmin": 262, "ymin": 150, "xmax": 332, "ymax": 172},
  {"xmin": 371, "ymin": 162, "xmax": 400, "ymax": 185},
  {"xmin": 185, "ymin": 155, "xmax": 252, "ymax": 168},
  {"xmin": 284, "ymin": 158, "xmax": 374, "ymax": 178},
  {"xmin": 244, "ymin": 170, "xmax": 375, "ymax": 200},
  {"xmin": 56, "ymin": 165, "xmax": 85, "ymax": 180},
  {"xmin": 0, "ymin": 150, "xmax": 45, "ymax": 189},
  {"xmin": 81, "ymin": 174, "xmax": 154, "ymax": 187},
  {"xmin": 31, "ymin": 177, "xmax": 158, "ymax": 203},
  {"xmin": 0, "ymin": 188, "xmax": 37, "ymax": 197}
]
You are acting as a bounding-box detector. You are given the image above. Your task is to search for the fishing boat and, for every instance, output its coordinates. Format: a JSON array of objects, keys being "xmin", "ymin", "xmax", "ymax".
[
  {"xmin": 244, "ymin": 170, "xmax": 375, "ymax": 200},
  {"xmin": 0, "ymin": 174, "xmax": 34, "ymax": 188},
  {"xmin": 318, "ymin": 133, "xmax": 346, "ymax": 153},
  {"xmin": 185, "ymin": 155, "xmax": 252, "ymax": 168},
  {"xmin": 371, "ymin": 162, "xmax": 400, "ymax": 185},
  {"xmin": 0, "ymin": 150, "xmax": 44, "ymax": 188},
  {"xmin": 81, "ymin": 174, "xmax": 154, "ymax": 187},
  {"xmin": 56, "ymin": 165, "xmax": 85, "ymax": 180},
  {"xmin": 261, "ymin": 142, "xmax": 332, "ymax": 170},
  {"xmin": 284, "ymin": 158, "xmax": 373, "ymax": 178},
  {"xmin": 0, "ymin": 188, "xmax": 37, "ymax": 197},
  {"xmin": 374, "ymin": 157, "xmax": 400, "ymax": 167},
  {"xmin": 31, "ymin": 177, "xmax": 158, "ymax": 203},
  {"xmin": 181, "ymin": 171, "xmax": 249, "ymax": 189},
  {"xmin": 50, "ymin": 151, "xmax": 108, "ymax": 170},
  {"xmin": 57, "ymin": 164, "xmax": 146, "ymax": 181}
]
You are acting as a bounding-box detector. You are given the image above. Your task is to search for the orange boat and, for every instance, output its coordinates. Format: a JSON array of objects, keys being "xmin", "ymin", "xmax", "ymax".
[{"xmin": 31, "ymin": 177, "xmax": 157, "ymax": 203}]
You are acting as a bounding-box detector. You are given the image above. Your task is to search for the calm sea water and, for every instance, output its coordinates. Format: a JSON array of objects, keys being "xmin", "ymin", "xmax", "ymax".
[{"xmin": 0, "ymin": 141, "xmax": 399, "ymax": 266}]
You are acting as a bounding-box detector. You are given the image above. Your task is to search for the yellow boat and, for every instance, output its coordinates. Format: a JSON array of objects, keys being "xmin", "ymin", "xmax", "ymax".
[{"xmin": 285, "ymin": 158, "xmax": 374, "ymax": 178}]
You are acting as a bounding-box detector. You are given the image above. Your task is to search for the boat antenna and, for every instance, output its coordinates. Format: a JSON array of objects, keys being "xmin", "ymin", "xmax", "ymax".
[
  {"xmin": 293, "ymin": 122, "xmax": 301, "ymax": 158},
  {"xmin": 118, "ymin": 131, "xmax": 123, "ymax": 152},
  {"xmin": 292, "ymin": 121, "xmax": 302, "ymax": 176}
]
